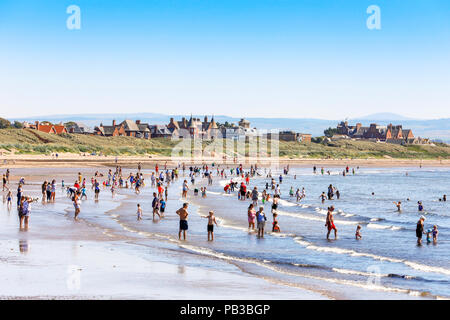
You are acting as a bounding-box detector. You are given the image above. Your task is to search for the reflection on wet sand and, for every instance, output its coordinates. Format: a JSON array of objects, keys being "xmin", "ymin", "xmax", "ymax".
[{"xmin": 19, "ymin": 239, "xmax": 29, "ymax": 253}]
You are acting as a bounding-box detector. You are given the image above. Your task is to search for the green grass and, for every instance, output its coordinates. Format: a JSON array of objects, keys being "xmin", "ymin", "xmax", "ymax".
[{"xmin": 0, "ymin": 128, "xmax": 449, "ymax": 159}]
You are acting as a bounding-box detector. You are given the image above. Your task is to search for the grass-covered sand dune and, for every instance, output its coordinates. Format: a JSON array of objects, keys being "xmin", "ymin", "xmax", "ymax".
[{"xmin": 1, "ymin": 128, "xmax": 450, "ymax": 159}]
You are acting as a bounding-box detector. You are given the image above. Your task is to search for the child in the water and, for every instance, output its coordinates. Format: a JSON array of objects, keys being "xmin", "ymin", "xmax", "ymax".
[
  {"xmin": 418, "ymin": 201, "xmax": 424, "ymax": 212},
  {"xmin": 355, "ymin": 225, "xmax": 362, "ymax": 240},
  {"xmin": 426, "ymin": 228, "xmax": 433, "ymax": 244},
  {"xmin": 272, "ymin": 220, "xmax": 280, "ymax": 233},
  {"xmin": 432, "ymin": 225, "xmax": 439, "ymax": 243},
  {"xmin": 6, "ymin": 190, "xmax": 12, "ymax": 208},
  {"xmin": 137, "ymin": 204, "xmax": 143, "ymax": 220},
  {"xmin": 159, "ymin": 198, "xmax": 166, "ymax": 217}
]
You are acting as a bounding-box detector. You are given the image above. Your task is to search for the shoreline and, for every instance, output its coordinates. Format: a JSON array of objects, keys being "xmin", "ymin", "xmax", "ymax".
[{"xmin": 1, "ymin": 154, "xmax": 449, "ymax": 168}]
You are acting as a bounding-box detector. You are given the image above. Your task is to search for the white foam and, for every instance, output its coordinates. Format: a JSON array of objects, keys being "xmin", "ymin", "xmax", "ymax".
[
  {"xmin": 179, "ymin": 243, "xmax": 427, "ymax": 296},
  {"xmin": 276, "ymin": 210, "xmax": 359, "ymax": 225},
  {"xmin": 294, "ymin": 238, "xmax": 450, "ymax": 276},
  {"xmin": 315, "ymin": 208, "xmax": 328, "ymax": 215},
  {"xmin": 278, "ymin": 199, "xmax": 297, "ymax": 207},
  {"xmin": 367, "ymin": 223, "xmax": 391, "ymax": 230}
]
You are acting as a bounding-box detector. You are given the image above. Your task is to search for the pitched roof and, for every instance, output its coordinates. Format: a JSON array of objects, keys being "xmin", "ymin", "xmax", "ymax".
[
  {"xmin": 53, "ymin": 125, "xmax": 67, "ymax": 134},
  {"xmin": 37, "ymin": 125, "xmax": 56, "ymax": 134},
  {"xmin": 72, "ymin": 122, "xmax": 93, "ymax": 133},
  {"xmin": 391, "ymin": 128, "xmax": 402, "ymax": 139},
  {"xmin": 178, "ymin": 118, "xmax": 187, "ymax": 128},
  {"xmin": 137, "ymin": 124, "xmax": 150, "ymax": 132},
  {"xmin": 150, "ymin": 125, "xmax": 172, "ymax": 135},
  {"xmin": 120, "ymin": 120, "xmax": 140, "ymax": 132},
  {"xmin": 187, "ymin": 116, "xmax": 196, "ymax": 129},
  {"xmin": 207, "ymin": 117, "xmax": 218, "ymax": 130},
  {"xmin": 352, "ymin": 127, "xmax": 369, "ymax": 137},
  {"xmin": 101, "ymin": 125, "xmax": 116, "ymax": 135},
  {"xmin": 168, "ymin": 119, "xmax": 180, "ymax": 129},
  {"xmin": 402, "ymin": 129, "xmax": 413, "ymax": 138}
]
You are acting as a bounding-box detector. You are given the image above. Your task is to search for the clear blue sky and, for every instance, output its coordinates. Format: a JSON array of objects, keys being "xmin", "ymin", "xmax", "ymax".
[{"xmin": 1, "ymin": 0, "xmax": 449, "ymax": 119}]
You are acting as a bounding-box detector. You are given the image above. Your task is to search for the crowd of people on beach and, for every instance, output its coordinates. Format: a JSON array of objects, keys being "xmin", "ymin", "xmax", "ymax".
[{"xmin": 0, "ymin": 162, "xmax": 440, "ymax": 245}]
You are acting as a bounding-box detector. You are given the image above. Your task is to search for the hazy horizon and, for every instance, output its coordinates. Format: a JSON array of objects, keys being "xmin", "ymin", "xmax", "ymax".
[{"xmin": 5, "ymin": 111, "xmax": 447, "ymax": 122}]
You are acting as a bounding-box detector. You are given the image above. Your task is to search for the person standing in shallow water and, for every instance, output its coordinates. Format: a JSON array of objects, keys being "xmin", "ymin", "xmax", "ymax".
[
  {"xmin": 256, "ymin": 206, "xmax": 267, "ymax": 238},
  {"xmin": 325, "ymin": 206, "xmax": 337, "ymax": 240},
  {"xmin": 247, "ymin": 203, "xmax": 256, "ymax": 230},
  {"xmin": 416, "ymin": 216, "xmax": 425, "ymax": 245},
  {"xmin": 73, "ymin": 191, "xmax": 81, "ymax": 220},
  {"xmin": 19, "ymin": 196, "xmax": 37, "ymax": 230},
  {"xmin": 176, "ymin": 203, "xmax": 189, "ymax": 241},
  {"xmin": 202, "ymin": 211, "xmax": 218, "ymax": 241},
  {"xmin": 16, "ymin": 184, "xmax": 23, "ymax": 207}
]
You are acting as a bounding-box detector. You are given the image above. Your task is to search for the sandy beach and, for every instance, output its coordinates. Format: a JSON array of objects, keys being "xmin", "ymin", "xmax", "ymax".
[{"xmin": 1, "ymin": 153, "xmax": 449, "ymax": 169}]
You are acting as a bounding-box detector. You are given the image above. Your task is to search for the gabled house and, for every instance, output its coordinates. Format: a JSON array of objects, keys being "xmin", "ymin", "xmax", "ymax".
[
  {"xmin": 53, "ymin": 124, "xmax": 68, "ymax": 134},
  {"xmin": 28, "ymin": 121, "xmax": 67, "ymax": 134},
  {"xmin": 150, "ymin": 125, "xmax": 173, "ymax": 138},
  {"xmin": 136, "ymin": 121, "xmax": 151, "ymax": 139},
  {"xmin": 386, "ymin": 124, "xmax": 414, "ymax": 144},
  {"xmin": 36, "ymin": 124, "xmax": 57, "ymax": 134},
  {"xmin": 120, "ymin": 120, "xmax": 140, "ymax": 137},
  {"xmin": 167, "ymin": 115, "xmax": 222, "ymax": 139},
  {"xmin": 94, "ymin": 120, "xmax": 126, "ymax": 137},
  {"xmin": 94, "ymin": 120, "xmax": 152, "ymax": 138},
  {"xmin": 336, "ymin": 121, "xmax": 415, "ymax": 144},
  {"xmin": 67, "ymin": 122, "xmax": 93, "ymax": 134}
]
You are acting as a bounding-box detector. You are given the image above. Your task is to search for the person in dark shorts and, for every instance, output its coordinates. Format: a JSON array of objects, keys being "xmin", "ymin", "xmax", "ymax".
[
  {"xmin": 176, "ymin": 203, "xmax": 189, "ymax": 240},
  {"xmin": 94, "ymin": 179, "xmax": 100, "ymax": 201},
  {"xmin": 416, "ymin": 216, "xmax": 425, "ymax": 245},
  {"xmin": 202, "ymin": 211, "xmax": 218, "ymax": 241}
]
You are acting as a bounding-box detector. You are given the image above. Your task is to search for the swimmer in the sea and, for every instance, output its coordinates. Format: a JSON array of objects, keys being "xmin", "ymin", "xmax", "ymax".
[
  {"xmin": 394, "ymin": 201, "xmax": 402, "ymax": 212},
  {"xmin": 355, "ymin": 225, "xmax": 362, "ymax": 240}
]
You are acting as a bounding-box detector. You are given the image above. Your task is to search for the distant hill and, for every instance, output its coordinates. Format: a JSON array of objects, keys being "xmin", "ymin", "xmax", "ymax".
[
  {"xmin": 8, "ymin": 113, "xmax": 450, "ymax": 142},
  {"xmin": 351, "ymin": 113, "xmax": 417, "ymax": 121}
]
